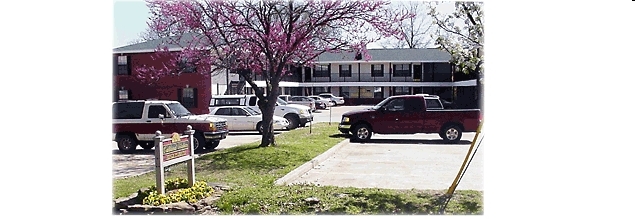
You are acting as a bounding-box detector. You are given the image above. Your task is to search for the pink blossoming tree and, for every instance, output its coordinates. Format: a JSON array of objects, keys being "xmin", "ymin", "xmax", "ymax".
[{"xmin": 137, "ymin": 0, "xmax": 411, "ymax": 147}]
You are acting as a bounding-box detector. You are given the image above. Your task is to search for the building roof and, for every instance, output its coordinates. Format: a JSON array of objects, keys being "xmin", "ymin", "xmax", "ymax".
[
  {"xmin": 314, "ymin": 48, "xmax": 451, "ymax": 63},
  {"xmin": 113, "ymin": 33, "xmax": 209, "ymax": 54},
  {"xmin": 114, "ymin": 34, "xmax": 451, "ymax": 62}
]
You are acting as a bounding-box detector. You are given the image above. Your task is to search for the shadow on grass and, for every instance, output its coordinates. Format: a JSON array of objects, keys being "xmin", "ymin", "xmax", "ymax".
[
  {"xmin": 197, "ymin": 144, "xmax": 298, "ymax": 172},
  {"xmin": 329, "ymin": 133, "xmax": 350, "ymax": 138}
]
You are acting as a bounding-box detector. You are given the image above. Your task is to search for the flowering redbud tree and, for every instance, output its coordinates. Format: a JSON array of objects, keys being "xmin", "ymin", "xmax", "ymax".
[{"xmin": 137, "ymin": 0, "xmax": 411, "ymax": 147}]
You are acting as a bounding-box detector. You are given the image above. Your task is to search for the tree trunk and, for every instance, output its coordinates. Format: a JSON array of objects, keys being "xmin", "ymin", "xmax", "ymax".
[{"xmin": 257, "ymin": 82, "xmax": 280, "ymax": 147}]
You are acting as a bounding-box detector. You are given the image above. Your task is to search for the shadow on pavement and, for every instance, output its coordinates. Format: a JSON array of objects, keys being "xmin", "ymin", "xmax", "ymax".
[
  {"xmin": 353, "ymin": 139, "xmax": 472, "ymax": 145},
  {"xmin": 112, "ymin": 148, "xmax": 155, "ymax": 155},
  {"xmin": 228, "ymin": 131, "xmax": 285, "ymax": 136}
]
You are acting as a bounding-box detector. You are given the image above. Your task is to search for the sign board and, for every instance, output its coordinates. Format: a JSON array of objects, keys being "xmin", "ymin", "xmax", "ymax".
[{"xmin": 153, "ymin": 126, "xmax": 196, "ymax": 194}]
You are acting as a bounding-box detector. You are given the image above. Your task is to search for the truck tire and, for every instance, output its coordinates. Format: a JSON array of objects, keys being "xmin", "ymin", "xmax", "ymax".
[
  {"xmin": 207, "ymin": 140, "xmax": 221, "ymax": 150},
  {"xmin": 256, "ymin": 122, "xmax": 264, "ymax": 134},
  {"xmin": 284, "ymin": 114, "xmax": 300, "ymax": 130},
  {"xmin": 116, "ymin": 134, "xmax": 137, "ymax": 154},
  {"xmin": 351, "ymin": 124, "xmax": 372, "ymax": 142},
  {"xmin": 440, "ymin": 125, "xmax": 463, "ymax": 144},
  {"xmin": 193, "ymin": 132, "xmax": 206, "ymax": 153}
]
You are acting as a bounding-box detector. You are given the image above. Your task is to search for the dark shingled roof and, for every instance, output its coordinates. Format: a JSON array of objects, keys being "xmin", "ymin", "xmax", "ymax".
[{"xmin": 315, "ymin": 48, "xmax": 451, "ymax": 62}]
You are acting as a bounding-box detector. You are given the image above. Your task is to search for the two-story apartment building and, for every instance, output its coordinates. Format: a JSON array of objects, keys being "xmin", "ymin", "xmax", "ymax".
[
  {"xmin": 243, "ymin": 49, "xmax": 480, "ymax": 108},
  {"xmin": 114, "ymin": 35, "xmax": 480, "ymax": 111}
]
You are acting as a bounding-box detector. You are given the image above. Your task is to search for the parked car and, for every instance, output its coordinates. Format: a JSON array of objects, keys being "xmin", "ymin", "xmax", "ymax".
[
  {"xmin": 209, "ymin": 94, "xmax": 313, "ymax": 129},
  {"xmin": 308, "ymin": 96, "xmax": 334, "ymax": 108},
  {"xmin": 209, "ymin": 106, "xmax": 289, "ymax": 134},
  {"xmin": 318, "ymin": 93, "xmax": 345, "ymax": 106},
  {"xmin": 338, "ymin": 95, "xmax": 481, "ymax": 143},
  {"xmin": 279, "ymin": 95, "xmax": 316, "ymax": 112},
  {"xmin": 112, "ymin": 100, "xmax": 229, "ymax": 154}
]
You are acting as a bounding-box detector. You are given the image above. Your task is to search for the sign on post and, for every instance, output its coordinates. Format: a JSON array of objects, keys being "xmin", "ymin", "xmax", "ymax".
[{"xmin": 153, "ymin": 125, "xmax": 196, "ymax": 195}]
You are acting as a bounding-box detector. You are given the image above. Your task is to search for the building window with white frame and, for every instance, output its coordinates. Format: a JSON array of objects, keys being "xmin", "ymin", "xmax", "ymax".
[
  {"xmin": 371, "ymin": 64, "xmax": 384, "ymax": 77},
  {"xmin": 393, "ymin": 64, "xmax": 411, "ymax": 77},
  {"xmin": 394, "ymin": 87, "xmax": 410, "ymax": 95},
  {"xmin": 118, "ymin": 89, "xmax": 130, "ymax": 100},
  {"xmin": 116, "ymin": 55, "xmax": 130, "ymax": 75},
  {"xmin": 339, "ymin": 64, "xmax": 352, "ymax": 77},
  {"xmin": 313, "ymin": 64, "xmax": 330, "ymax": 77}
]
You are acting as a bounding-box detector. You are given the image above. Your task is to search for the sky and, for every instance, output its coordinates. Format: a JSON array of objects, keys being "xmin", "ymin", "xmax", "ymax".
[{"xmin": 112, "ymin": 0, "xmax": 456, "ymax": 48}]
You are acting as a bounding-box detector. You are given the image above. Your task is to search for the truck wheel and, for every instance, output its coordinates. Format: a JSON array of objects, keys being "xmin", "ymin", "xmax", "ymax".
[
  {"xmin": 440, "ymin": 125, "xmax": 463, "ymax": 144},
  {"xmin": 284, "ymin": 114, "xmax": 300, "ymax": 130},
  {"xmin": 193, "ymin": 133, "xmax": 206, "ymax": 153},
  {"xmin": 299, "ymin": 122, "xmax": 306, "ymax": 127},
  {"xmin": 116, "ymin": 134, "xmax": 137, "ymax": 154},
  {"xmin": 140, "ymin": 142, "xmax": 154, "ymax": 150},
  {"xmin": 208, "ymin": 140, "xmax": 221, "ymax": 150},
  {"xmin": 351, "ymin": 124, "xmax": 372, "ymax": 142},
  {"xmin": 256, "ymin": 122, "xmax": 264, "ymax": 134}
]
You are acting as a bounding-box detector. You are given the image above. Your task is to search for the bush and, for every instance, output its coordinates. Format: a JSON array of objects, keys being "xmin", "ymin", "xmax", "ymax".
[{"xmin": 137, "ymin": 178, "xmax": 214, "ymax": 206}]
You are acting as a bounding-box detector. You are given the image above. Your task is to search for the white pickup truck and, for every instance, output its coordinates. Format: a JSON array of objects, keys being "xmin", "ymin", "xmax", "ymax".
[
  {"xmin": 113, "ymin": 100, "xmax": 229, "ymax": 154},
  {"xmin": 209, "ymin": 94, "xmax": 313, "ymax": 129}
]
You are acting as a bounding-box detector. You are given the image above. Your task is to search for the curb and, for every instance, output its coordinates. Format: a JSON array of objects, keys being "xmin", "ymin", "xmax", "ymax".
[{"xmin": 274, "ymin": 138, "xmax": 350, "ymax": 185}]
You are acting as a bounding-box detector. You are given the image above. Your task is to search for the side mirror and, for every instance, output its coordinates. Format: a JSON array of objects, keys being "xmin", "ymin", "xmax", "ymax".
[{"xmin": 159, "ymin": 114, "xmax": 165, "ymax": 120}]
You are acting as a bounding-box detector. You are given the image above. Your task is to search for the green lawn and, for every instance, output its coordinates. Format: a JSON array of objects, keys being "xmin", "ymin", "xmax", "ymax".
[{"xmin": 112, "ymin": 123, "xmax": 483, "ymax": 214}]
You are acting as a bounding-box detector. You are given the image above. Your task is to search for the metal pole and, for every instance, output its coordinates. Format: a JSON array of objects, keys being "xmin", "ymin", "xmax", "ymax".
[{"xmin": 329, "ymin": 104, "xmax": 332, "ymax": 125}]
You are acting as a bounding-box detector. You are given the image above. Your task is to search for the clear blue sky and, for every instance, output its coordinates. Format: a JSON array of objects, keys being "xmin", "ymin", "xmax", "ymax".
[
  {"xmin": 113, "ymin": 0, "xmax": 150, "ymax": 48},
  {"xmin": 112, "ymin": 0, "xmax": 455, "ymax": 49}
]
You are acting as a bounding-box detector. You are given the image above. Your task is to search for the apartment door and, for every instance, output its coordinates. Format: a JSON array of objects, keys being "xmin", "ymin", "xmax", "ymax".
[{"xmin": 413, "ymin": 64, "xmax": 422, "ymax": 81}]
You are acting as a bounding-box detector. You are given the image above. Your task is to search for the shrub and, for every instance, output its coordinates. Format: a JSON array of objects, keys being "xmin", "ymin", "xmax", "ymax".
[{"xmin": 137, "ymin": 178, "xmax": 214, "ymax": 206}]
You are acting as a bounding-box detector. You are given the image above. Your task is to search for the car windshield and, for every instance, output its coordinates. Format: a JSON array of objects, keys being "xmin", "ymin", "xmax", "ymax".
[
  {"xmin": 371, "ymin": 98, "xmax": 393, "ymax": 110},
  {"xmin": 244, "ymin": 107, "xmax": 261, "ymax": 115},
  {"xmin": 167, "ymin": 103, "xmax": 193, "ymax": 116}
]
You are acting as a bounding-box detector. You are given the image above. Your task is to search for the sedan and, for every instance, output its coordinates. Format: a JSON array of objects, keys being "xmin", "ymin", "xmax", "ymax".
[
  {"xmin": 209, "ymin": 106, "xmax": 289, "ymax": 134},
  {"xmin": 308, "ymin": 96, "xmax": 334, "ymax": 109}
]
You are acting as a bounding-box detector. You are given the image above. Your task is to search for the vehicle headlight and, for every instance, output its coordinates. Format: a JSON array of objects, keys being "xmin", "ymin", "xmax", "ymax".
[
  {"xmin": 342, "ymin": 117, "xmax": 350, "ymax": 123},
  {"xmin": 300, "ymin": 109, "xmax": 306, "ymax": 114},
  {"xmin": 209, "ymin": 122, "xmax": 217, "ymax": 131}
]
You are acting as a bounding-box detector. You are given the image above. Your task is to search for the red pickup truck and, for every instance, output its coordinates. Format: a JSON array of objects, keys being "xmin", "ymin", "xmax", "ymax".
[{"xmin": 338, "ymin": 94, "xmax": 481, "ymax": 143}]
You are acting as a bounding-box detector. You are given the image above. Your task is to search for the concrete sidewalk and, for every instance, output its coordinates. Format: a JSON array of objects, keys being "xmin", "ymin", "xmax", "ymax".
[{"xmin": 281, "ymin": 133, "xmax": 484, "ymax": 191}]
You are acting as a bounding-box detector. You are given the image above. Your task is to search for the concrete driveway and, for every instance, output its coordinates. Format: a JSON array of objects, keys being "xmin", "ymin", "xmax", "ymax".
[{"xmin": 285, "ymin": 133, "xmax": 484, "ymax": 191}]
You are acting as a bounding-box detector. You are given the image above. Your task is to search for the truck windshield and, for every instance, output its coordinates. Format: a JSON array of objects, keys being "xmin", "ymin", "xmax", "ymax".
[
  {"xmin": 167, "ymin": 103, "xmax": 193, "ymax": 117},
  {"xmin": 372, "ymin": 97, "xmax": 393, "ymax": 110},
  {"xmin": 277, "ymin": 98, "xmax": 288, "ymax": 105}
]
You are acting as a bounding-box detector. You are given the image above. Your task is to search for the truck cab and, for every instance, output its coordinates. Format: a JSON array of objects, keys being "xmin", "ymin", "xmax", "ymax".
[{"xmin": 112, "ymin": 100, "xmax": 229, "ymax": 154}]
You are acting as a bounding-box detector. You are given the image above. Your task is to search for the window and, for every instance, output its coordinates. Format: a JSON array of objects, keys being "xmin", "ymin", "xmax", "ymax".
[
  {"xmin": 178, "ymin": 57, "xmax": 197, "ymax": 73},
  {"xmin": 394, "ymin": 87, "xmax": 410, "ymax": 95},
  {"xmin": 248, "ymin": 97, "xmax": 257, "ymax": 106},
  {"xmin": 393, "ymin": 64, "xmax": 411, "ymax": 77},
  {"xmin": 313, "ymin": 65, "xmax": 330, "ymax": 77},
  {"xmin": 118, "ymin": 89, "xmax": 129, "ymax": 100},
  {"xmin": 179, "ymin": 87, "xmax": 197, "ymax": 108},
  {"xmin": 406, "ymin": 98, "xmax": 425, "ymax": 111},
  {"xmin": 215, "ymin": 98, "xmax": 241, "ymax": 106},
  {"xmin": 339, "ymin": 87, "xmax": 350, "ymax": 98},
  {"xmin": 339, "ymin": 64, "xmax": 351, "ymax": 77},
  {"xmin": 373, "ymin": 87, "xmax": 383, "ymax": 98},
  {"xmin": 112, "ymin": 102, "xmax": 144, "ymax": 119},
  {"xmin": 148, "ymin": 105, "xmax": 169, "ymax": 118},
  {"xmin": 425, "ymin": 99, "xmax": 443, "ymax": 109},
  {"xmin": 115, "ymin": 55, "xmax": 130, "ymax": 75},
  {"xmin": 384, "ymin": 98, "xmax": 405, "ymax": 111},
  {"xmin": 371, "ymin": 64, "xmax": 384, "ymax": 77},
  {"xmin": 231, "ymin": 108, "xmax": 248, "ymax": 116},
  {"xmin": 214, "ymin": 108, "xmax": 232, "ymax": 115},
  {"xmin": 314, "ymin": 87, "xmax": 328, "ymax": 94}
]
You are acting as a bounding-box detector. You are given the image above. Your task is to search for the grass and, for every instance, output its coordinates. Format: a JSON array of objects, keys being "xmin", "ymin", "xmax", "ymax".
[{"xmin": 112, "ymin": 123, "xmax": 483, "ymax": 215}]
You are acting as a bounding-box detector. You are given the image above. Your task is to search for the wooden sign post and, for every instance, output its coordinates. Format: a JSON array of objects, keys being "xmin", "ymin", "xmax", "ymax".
[{"xmin": 153, "ymin": 125, "xmax": 196, "ymax": 195}]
